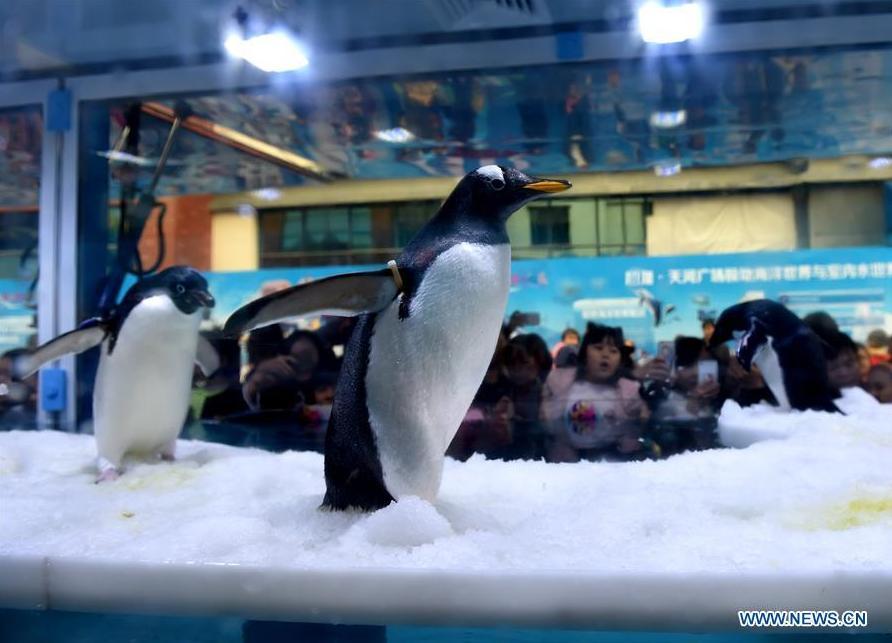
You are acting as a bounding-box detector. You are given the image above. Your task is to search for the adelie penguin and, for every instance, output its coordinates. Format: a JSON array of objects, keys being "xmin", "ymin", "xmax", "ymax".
[
  {"xmin": 225, "ymin": 165, "xmax": 571, "ymax": 511},
  {"xmin": 709, "ymin": 299, "xmax": 841, "ymax": 413},
  {"xmin": 15, "ymin": 266, "xmax": 218, "ymax": 481}
]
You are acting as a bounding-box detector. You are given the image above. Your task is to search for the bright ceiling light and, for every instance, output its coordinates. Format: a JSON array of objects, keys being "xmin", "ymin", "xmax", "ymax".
[
  {"xmin": 638, "ymin": 1, "xmax": 704, "ymax": 44},
  {"xmin": 224, "ymin": 31, "xmax": 309, "ymax": 73},
  {"xmin": 867, "ymin": 156, "xmax": 892, "ymax": 169}
]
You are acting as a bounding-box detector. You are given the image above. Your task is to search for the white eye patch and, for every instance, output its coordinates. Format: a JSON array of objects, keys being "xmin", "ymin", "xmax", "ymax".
[{"xmin": 476, "ymin": 165, "xmax": 504, "ymax": 182}]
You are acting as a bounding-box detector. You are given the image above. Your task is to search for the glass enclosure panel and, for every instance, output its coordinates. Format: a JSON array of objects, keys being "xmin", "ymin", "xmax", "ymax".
[
  {"xmin": 63, "ymin": 15, "xmax": 892, "ymax": 467},
  {"xmin": 0, "ymin": 106, "xmax": 40, "ymax": 431}
]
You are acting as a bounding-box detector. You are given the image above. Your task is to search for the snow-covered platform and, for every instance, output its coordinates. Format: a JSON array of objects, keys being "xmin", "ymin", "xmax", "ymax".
[{"xmin": 2, "ymin": 392, "xmax": 891, "ymax": 631}]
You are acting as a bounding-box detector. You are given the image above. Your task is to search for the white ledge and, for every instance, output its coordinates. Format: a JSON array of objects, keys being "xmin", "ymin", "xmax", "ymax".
[{"xmin": 2, "ymin": 555, "xmax": 891, "ymax": 631}]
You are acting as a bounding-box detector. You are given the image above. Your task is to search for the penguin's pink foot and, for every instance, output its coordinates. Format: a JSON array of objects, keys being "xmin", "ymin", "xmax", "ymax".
[
  {"xmin": 95, "ymin": 467, "xmax": 121, "ymax": 484},
  {"xmin": 159, "ymin": 441, "xmax": 176, "ymax": 462},
  {"xmin": 95, "ymin": 458, "xmax": 122, "ymax": 483}
]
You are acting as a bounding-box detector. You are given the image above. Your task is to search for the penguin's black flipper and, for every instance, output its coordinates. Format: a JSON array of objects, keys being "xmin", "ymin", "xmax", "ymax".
[
  {"xmin": 194, "ymin": 335, "xmax": 221, "ymax": 377},
  {"xmin": 13, "ymin": 320, "xmax": 108, "ymax": 379},
  {"xmin": 736, "ymin": 318, "xmax": 769, "ymax": 371},
  {"xmin": 224, "ymin": 269, "xmax": 399, "ymax": 337}
]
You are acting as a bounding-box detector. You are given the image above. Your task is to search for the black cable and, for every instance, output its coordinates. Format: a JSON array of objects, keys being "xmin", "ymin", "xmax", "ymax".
[{"xmin": 20, "ymin": 239, "xmax": 38, "ymax": 308}]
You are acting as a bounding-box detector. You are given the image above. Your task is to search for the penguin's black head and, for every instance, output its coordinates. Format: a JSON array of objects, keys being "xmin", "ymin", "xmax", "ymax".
[
  {"xmin": 709, "ymin": 302, "xmax": 750, "ymax": 349},
  {"xmin": 153, "ymin": 266, "xmax": 215, "ymax": 315},
  {"xmin": 452, "ymin": 165, "xmax": 571, "ymax": 222}
]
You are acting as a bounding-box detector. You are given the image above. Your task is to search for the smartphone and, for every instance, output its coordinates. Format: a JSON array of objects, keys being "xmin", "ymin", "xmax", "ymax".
[
  {"xmin": 657, "ymin": 341, "xmax": 676, "ymax": 371},
  {"xmin": 697, "ymin": 360, "xmax": 719, "ymax": 385},
  {"xmin": 514, "ymin": 312, "xmax": 541, "ymax": 327}
]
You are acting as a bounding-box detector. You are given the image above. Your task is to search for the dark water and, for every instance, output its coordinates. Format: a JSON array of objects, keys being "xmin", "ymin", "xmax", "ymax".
[{"xmin": 0, "ymin": 610, "xmax": 885, "ymax": 643}]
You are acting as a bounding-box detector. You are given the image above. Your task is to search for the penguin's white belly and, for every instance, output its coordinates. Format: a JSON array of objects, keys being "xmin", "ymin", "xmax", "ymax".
[
  {"xmin": 753, "ymin": 337, "xmax": 791, "ymax": 410},
  {"xmin": 93, "ymin": 296, "xmax": 200, "ymax": 463},
  {"xmin": 366, "ymin": 242, "xmax": 510, "ymax": 500}
]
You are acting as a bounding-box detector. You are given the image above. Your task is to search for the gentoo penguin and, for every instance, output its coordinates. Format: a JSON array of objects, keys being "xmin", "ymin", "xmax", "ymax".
[
  {"xmin": 15, "ymin": 266, "xmax": 218, "ymax": 480},
  {"xmin": 225, "ymin": 165, "xmax": 570, "ymax": 510},
  {"xmin": 709, "ymin": 299, "xmax": 840, "ymax": 413}
]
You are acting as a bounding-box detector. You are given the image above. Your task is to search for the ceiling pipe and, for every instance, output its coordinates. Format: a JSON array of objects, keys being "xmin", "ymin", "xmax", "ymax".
[{"xmin": 141, "ymin": 101, "xmax": 336, "ymax": 183}]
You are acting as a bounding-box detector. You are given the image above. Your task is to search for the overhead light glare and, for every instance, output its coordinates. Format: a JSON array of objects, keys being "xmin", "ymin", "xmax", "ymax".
[
  {"xmin": 638, "ymin": 1, "xmax": 704, "ymax": 44},
  {"xmin": 252, "ymin": 187, "xmax": 282, "ymax": 201},
  {"xmin": 374, "ymin": 127, "xmax": 416, "ymax": 144},
  {"xmin": 649, "ymin": 109, "xmax": 687, "ymax": 129},
  {"xmin": 867, "ymin": 156, "xmax": 892, "ymax": 169},
  {"xmin": 237, "ymin": 203, "xmax": 258, "ymax": 218},
  {"xmin": 224, "ymin": 31, "xmax": 309, "ymax": 73},
  {"xmin": 654, "ymin": 161, "xmax": 682, "ymax": 177},
  {"xmin": 97, "ymin": 150, "xmax": 184, "ymax": 167}
]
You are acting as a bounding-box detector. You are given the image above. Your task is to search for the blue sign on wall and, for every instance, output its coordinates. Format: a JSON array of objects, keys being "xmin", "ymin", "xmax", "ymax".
[{"xmin": 204, "ymin": 247, "xmax": 892, "ymax": 356}]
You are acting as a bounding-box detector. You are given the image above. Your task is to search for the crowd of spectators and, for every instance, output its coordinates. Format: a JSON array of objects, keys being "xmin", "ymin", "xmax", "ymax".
[
  {"xmin": 3, "ymin": 300, "xmax": 891, "ymax": 461},
  {"xmin": 183, "ymin": 301, "xmax": 889, "ymax": 463}
]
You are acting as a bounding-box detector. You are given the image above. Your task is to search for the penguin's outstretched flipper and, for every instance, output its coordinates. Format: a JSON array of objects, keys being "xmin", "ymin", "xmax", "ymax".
[
  {"xmin": 13, "ymin": 319, "xmax": 108, "ymax": 379},
  {"xmin": 224, "ymin": 268, "xmax": 399, "ymax": 336}
]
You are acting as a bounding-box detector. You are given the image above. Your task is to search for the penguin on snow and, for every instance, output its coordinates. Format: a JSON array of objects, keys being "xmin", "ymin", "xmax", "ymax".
[
  {"xmin": 224, "ymin": 166, "xmax": 571, "ymax": 511},
  {"xmin": 15, "ymin": 266, "xmax": 218, "ymax": 481},
  {"xmin": 709, "ymin": 299, "xmax": 841, "ymax": 413}
]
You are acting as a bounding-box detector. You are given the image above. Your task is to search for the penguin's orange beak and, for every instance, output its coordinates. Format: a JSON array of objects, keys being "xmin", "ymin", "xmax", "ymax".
[{"xmin": 525, "ymin": 178, "xmax": 571, "ymax": 193}]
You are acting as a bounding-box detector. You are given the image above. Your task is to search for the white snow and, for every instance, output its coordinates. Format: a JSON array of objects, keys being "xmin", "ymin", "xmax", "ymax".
[
  {"xmin": 718, "ymin": 387, "xmax": 887, "ymax": 448},
  {"xmin": 1, "ymin": 397, "xmax": 892, "ymax": 575}
]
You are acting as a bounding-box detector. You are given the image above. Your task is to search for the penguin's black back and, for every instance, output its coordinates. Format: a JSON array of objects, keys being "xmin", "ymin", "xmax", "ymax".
[
  {"xmin": 729, "ymin": 300, "xmax": 803, "ymax": 336},
  {"xmin": 772, "ymin": 330, "xmax": 841, "ymax": 412},
  {"xmin": 321, "ymin": 313, "xmax": 394, "ymax": 511}
]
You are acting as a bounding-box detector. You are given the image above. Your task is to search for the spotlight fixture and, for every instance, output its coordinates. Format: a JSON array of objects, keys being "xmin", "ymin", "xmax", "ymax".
[
  {"xmin": 224, "ymin": 31, "xmax": 309, "ymax": 73},
  {"xmin": 638, "ymin": 1, "xmax": 704, "ymax": 44}
]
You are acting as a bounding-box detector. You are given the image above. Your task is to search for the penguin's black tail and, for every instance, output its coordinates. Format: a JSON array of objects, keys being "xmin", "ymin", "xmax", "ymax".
[
  {"xmin": 828, "ymin": 387, "xmax": 845, "ymax": 415},
  {"xmin": 814, "ymin": 398, "xmax": 844, "ymax": 415}
]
